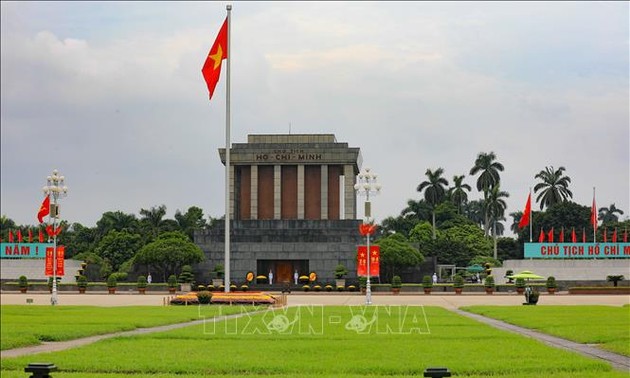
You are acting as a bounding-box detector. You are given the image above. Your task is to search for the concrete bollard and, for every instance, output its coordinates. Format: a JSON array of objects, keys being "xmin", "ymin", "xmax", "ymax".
[
  {"xmin": 25, "ymin": 362, "xmax": 57, "ymax": 378},
  {"xmin": 423, "ymin": 367, "xmax": 451, "ymax": 378}
]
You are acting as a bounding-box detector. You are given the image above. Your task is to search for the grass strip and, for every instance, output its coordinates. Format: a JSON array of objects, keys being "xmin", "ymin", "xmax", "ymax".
[
  {"xmin": 0, "ymin": 305, "xmax": 257, "ymax": 350},
  {"xmin": 1, "ymin": 306, "xmax": 623, "ymax": 377},
  {"xmin": 461, "ymin": 305, "xmax": 630, "ymax": 356}
]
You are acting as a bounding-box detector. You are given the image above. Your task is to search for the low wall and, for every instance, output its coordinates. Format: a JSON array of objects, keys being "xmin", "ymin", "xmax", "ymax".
[{"xmin": 492, "ymin": 259, "xmax": 629, "ymax": 281}]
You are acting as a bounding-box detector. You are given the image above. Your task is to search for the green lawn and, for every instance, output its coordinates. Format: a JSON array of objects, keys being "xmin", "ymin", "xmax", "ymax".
[
  {"xmin": 462, "ymin": 305, "xmax": 630, "ymax": 356},
  {"xmin": 1, "ymin": 306, "xmax": 625, "ymax": 377},
  {"xmin": 0, "ymin": 305, "xmax": 255, "ymax": 350}
]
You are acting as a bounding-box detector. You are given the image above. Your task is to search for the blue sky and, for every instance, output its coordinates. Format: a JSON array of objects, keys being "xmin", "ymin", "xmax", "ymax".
[{"xmin": 1, "ymin": 1, "xmax": 628, "ymax": 229}]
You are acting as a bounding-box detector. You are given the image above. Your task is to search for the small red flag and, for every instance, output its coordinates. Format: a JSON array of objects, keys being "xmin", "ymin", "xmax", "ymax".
[
  {"xmin": 559, "ymin": 227, "xmax": 564, "ymax": 243},
  {"xmin": 17, "ymin": 229, "xmax": 23, "ymax": 243},
  {"xmin": 518, "ymin": 193, "xmax": 531, "ymax": 229},
  {"xmin": 8, "ymin": 230, "xmax": 14, "ymax": 243},
  {"xmin": 201, "ymin": 17, "xmax": 228, "ymax": 100},
  {"xmin": 612, "ymin": 228, "xmax": 617, "ymax": 243},
  {"xmin": 369, "ymin": 246, "xmax": 381, "ymax": 277},
  {"xmin": 571, "ymin": 227, "xmax": 577, "ymax": 243},
  {"xmin": 38, "ymin": 196, "xmax": 50, "ymax": 223},
  {"xmin": 603, "ymin": 227, "xmax": 607, "ymax": 243},
  {"xmin": 590, "ymin": 194, "xmax": 597, "ymax": 232},
  {"xmin": 547, "ymin": 227, "xmax": 554, "ymax": 243},
  {"xmin": 39, "ymin": 229, "xmax": 44, "ymax": 243},
  {"xmin": 538, "ymin": 228, "xmax": 545, "ymax": 243},
  {"xmin": 28, "ymin": 229, "xmax": 33, "ymax": 243}
]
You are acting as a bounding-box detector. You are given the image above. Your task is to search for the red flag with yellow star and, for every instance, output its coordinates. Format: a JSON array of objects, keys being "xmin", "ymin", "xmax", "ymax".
[{"xmin": 202, "ymin": 17, "xmax": 228, "ymax": 100}]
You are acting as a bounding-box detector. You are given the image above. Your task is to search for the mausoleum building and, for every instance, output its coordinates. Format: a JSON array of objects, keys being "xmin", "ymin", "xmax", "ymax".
[{"xmin": 195, "ymin": 134, "xmax": 364, "ymax": 284}]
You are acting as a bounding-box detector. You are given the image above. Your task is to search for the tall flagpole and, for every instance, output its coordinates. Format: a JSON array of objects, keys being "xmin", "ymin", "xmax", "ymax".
[
  {"xmin": 529, "ymin": 187, "xmax": 532, "ymax": 243},
  {"xmin": 592, "ymin": 187, "xmax": 596, "ymax": 243},
  {"xmin": 224, "ymin": 4, "xmax": 232, "ymax": 292}
]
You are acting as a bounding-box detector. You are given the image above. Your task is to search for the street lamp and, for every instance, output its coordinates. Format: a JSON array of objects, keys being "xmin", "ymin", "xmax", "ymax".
[
  {"xmin": 42, "ymin": 169, "xmax": 68, "ymax": 305},
  {"xmin": 354, "ymin": 168, "xmax": 381, "ymax": 305}
]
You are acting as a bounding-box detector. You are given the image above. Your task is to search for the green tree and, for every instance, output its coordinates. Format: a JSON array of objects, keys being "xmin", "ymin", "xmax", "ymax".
[
  {"xmin": 174, "ymin": 206, "xmax": 207, "ymax": 240},
  {"xmin": 376, "ymin": 233, "xmax": 423, "ymax": 279},
  {"xmin": 96, "ymin": 211, "xmax": 139, "ymax": 240},
  {"xmin": 94, "ymin": 230, "xmax": 143, "ymax": 272},
  {"xmin": 448, "ymin": 175, "xmax": 472, "ymax": 214},
  {"xmin": 469, "ymin": 151, "xmax": 504, "ymax": 236},
  {"xmin": 139, "ymin": 205, "xmax": 167, "ymax": 239},
  {"xmin": 438, "ymin": 224, "xmax": 493, "ymax": 266},
  {"xmin": 486, "ymin": 185, "xmax": 509, "ymax": 259},
  {"xmin": 134, "ymin": 231, "xmax": 205, "ymax": 282},
  {"xmin": 534, "ymin": 166, "xmax": 573, "ymax": 210},
  {"xmin": 416, "ymin": 168, "xmax": 449, "ymax": 240},
  {"xmin": 63, "ymin": 222, "xmax": 96, "ymax": 258},
  {"xmin": 598, "ymin": 203, "xmax": 624, "ymax": 224}
]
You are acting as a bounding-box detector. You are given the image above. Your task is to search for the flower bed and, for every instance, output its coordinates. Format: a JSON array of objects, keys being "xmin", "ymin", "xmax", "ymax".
[
  {"xmin": 211, "ymin": 291, "xmax": 276, "ymax": 305},
  {"xmin": 170, "ymin": 293, "xmax": 200, "ymax": 305}
]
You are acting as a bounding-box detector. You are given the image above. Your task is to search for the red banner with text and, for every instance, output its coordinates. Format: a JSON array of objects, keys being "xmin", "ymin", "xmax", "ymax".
[
  {"xmin": 45, "ymin": 246, "xmax": 65, "ymax": 276},
  {"xmin": 56, "ymin": 246, "xmax": 65, "ymax": 276},
  {"xmin": 357, "ymin": 245, "xmax": 380, "ymax": 277},
  {"xmin": 45, "ymin": 247, "xmax": 54, "ymax": 276}
]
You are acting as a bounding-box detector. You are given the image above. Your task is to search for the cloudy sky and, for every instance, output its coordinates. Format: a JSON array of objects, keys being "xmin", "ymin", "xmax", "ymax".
[{"xmin": 1, "ymin": 2, "xmax": 628, "ymax": 230}]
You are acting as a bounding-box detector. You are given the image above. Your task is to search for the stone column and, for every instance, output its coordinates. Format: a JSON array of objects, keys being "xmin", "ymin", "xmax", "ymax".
[
  {"xmin": 297, "ymin": 165, "xmax": 305, "ymax": 219},
  {"xmin": 274, "ymin": 165, "xmax": 281, "ymax": 219},
  {"xmin": 343, "ymin": 165, "xmax": 356, "ymax": 219},
  {"xmin": 250, "ymin": 165, "xmax": 258, "ymax": 220},
  {"xmin": 321, "ymin": 165, "xmax": 328, "ymax": 220}
]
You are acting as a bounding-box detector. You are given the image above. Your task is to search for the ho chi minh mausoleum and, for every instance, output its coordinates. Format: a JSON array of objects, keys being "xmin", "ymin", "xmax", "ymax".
[{"xmin": 194, "ymin": 134, "xmax": 364, "ymax": 284}]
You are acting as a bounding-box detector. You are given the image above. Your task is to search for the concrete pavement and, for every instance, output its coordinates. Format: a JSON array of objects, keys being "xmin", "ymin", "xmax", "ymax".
[{"xmin": 2, "ymin": 291, "xmax": 628, "ymax": 308}]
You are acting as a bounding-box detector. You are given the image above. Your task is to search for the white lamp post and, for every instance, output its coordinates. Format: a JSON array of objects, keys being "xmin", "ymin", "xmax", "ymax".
[
  {"xmin": 354, "ymin": 168, "xmax": 381, "ymax": 305},
  {"xmin": 42, "ymin": 169, "xmax": 68, "ymax": 305}
]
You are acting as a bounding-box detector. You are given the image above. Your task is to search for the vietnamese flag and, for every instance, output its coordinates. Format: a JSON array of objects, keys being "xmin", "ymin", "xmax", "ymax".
[
  {"xmin": 201, "ymin": 17, "xmax": 228, "ymax": 100},
  {"xmin": 8, "ymin": 230, "xmax": 14, "ymax": 243},
  {"xmin": 518, "ymin": 193, "xmax": 531, "ymax": 229},
  {"xmin": 559, "ymin": 227, "xmax": 564, "ymax": 243},
  {"xmin": 38, "ymin": 196, "xmax": 50, "ymax": 223},
  {"xmin": 547, "ymin": 227, "xmax": 554, "ymax": 243},
  {"xmin": 28, "ymin": 229, "xmax": 33, "ymax": 243},
  {"xmin": 17, "ymin": 229, "xmax": 23, "ymax": 243},
  {"xmin": 571, "ymin": 227, "xmax": 577, "ymax": 243},
  {"xmin": 39, "ymin": 229, "xmax": 44, "ymax": 243},
  {"xmin": 538, "ymin": 228, "xmax": 545, "ymax": 242},
  {"xmin": 612, "ymin": 228, "xmax": 617, "ymax": 243},
  {"xmin": 603, "ymin": 227, "xmax": 607, "ymax": 243}
]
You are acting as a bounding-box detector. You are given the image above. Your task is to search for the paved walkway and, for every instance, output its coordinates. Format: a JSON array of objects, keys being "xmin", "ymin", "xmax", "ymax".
[
  {"xmin": 2, "ymin": 291, "xmax": 629, "ymax": 372},
  {"xmin": 0, "ymin": 312, "xmax": 251, "ymax": 359},
  {"xmin": 454, "ymin": 308, "xmax": 630, "ymax": 372}
]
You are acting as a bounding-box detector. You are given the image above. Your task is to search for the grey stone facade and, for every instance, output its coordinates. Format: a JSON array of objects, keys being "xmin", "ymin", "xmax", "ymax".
[{"xmin": 194, "ymin": 219, "xmax": 363, "ymax": 284}]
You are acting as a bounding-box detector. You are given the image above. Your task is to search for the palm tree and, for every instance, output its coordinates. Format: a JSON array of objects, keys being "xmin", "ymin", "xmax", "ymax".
[
  {"xmin": 140, "ymin": 205, "xmax": 167, "ymax": 239},
  {"xmin": 417, "ymin": 168, "xmax": 449, "ymax": 239},
  {"xmin": 96, "ymin": 211, "xmax": 139, "ymax": 239},
  {"xmin": 486, "ymin": 185, "xmax": 509, "ymax": 259},
  {"xmin": 533, "ymin": 166, "xmax": 573, "ymax": 210},
  {"xmin": 400, "ymin": 199, "xmax": 431, "ymax": 222},
  {"xmin": 598, "ymin": 203, "xmax": 624, "ymax": 223},
  {"xmin": 469, "ymin": 152, "xmax": 504, "ymax": 236},
  {"xmin": 462, "ymin": 199, "xmax": 485, "ymax": 228},
  {"xmin": 449, "ymin": 175, "xmax": 472, "ymax": 214}
]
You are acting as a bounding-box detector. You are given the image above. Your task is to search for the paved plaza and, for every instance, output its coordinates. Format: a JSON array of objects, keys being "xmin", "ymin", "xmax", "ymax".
[{"xmin": 2, "ymin": 291, "xmax": 628, "ymax": 308}]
